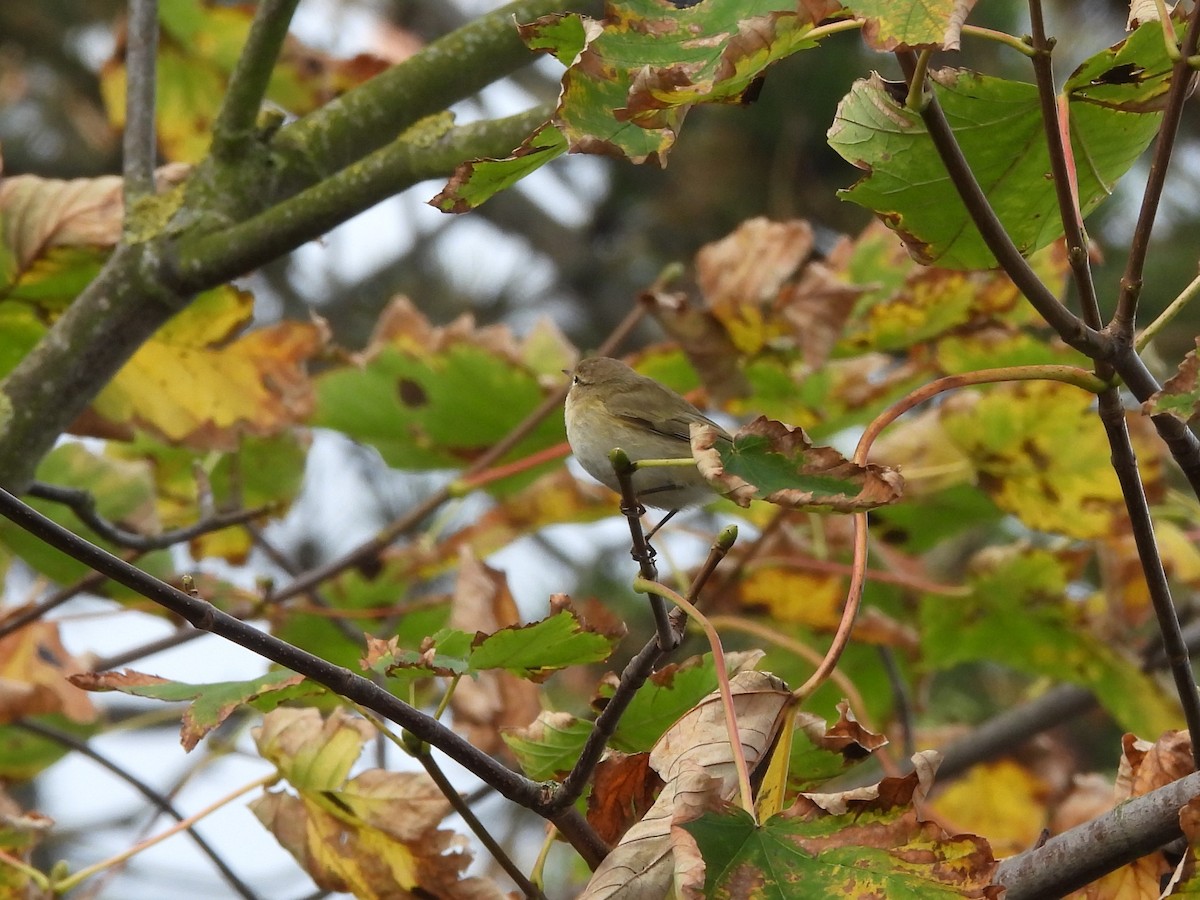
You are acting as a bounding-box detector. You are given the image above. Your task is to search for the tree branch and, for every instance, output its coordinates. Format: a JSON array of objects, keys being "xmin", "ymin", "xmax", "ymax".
[
  {"xmin": 1096, "ymin": 390, "xmax": 1200, "ymax": 766},
  {"xmin": 1113, "ymin": 0, "xmax": 1200, "ymax": 335},
  {"xmin": 996, "ymin": 771, "xmax": 1200, "ymax": 898},
  {"xmin": 0, "ymin": 490, "xmax": 554, "ymax": 818},
  {"xmin": 894, "ymin": 50, "xmax": 1106, "ymax": 360},
  {"xmin": 122, "ymin": 0, "xmax": 159, "ymax": 207},
  {"xmin": 171, "ymin": 105, "xmax": 553, "ymax": 292},
  {"xmin": 268, "ymin": 0, "xmax": 600, "ymax": 183},
  {"xmin": 1026, "ymin": 0, "xmax": 1102, "ymax": 330},
  {"xmin": 210, "ymin": 0, "xmax": 301, "ymax": 162},
  {"xmin": 25, "ymin": 481, "xmax": 272, "ymax": 552}
]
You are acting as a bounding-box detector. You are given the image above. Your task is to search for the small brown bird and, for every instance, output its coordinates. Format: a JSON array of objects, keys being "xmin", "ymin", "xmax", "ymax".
[{"xmin": 564, "ymin": 357, "xmax": 731, "ymax": 511}]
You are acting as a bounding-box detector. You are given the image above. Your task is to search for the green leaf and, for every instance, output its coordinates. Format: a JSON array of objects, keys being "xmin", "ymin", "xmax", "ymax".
[
  {"xmin": 502, "ymin": 712, "xmax": 594, "ymax": 780},
  {"xmin": 469, "ymin": 609, "xmax": 619, "ymax": 679},
  {"xmin": 684, "ymin": 797, "xmax": 998, "ymax": 898},
  {"xmin": 828, "ymin": 21, "xmax": 1172, "ymax": 269},
  {"xmin": 431, "ymin": 122, "xmax": 568, "ymax": 213},
  {"xmin": 70, "ymin": 669, "xmax": 324, "ymax": 751},
  {"xmin": 313, "ymin": 342, "xmax": 563, "ymax": 488},
  {"xmin": 536, "ymin": 0, "xmax": 832, "ymax": 165},
  {"xmin": 697, "ymin": 417, "xmax": 904, "ymax": 511}
]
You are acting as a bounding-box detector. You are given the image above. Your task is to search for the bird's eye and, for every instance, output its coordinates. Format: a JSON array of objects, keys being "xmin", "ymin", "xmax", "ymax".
[{"xmin": 573, "ymin": 374, "xmax": 581, "ymax": 385}]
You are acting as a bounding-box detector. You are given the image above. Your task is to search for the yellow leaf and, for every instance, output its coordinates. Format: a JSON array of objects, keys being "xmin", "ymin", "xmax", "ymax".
[
  {"xmin": 740, "ymin": 566, "xmax": 845, "ymax": 628},
  {"xmin": 941, "ymin": 382, "xmax": 1121, "ymax": 539},
  {"xmin": 931, "ymin": 760, "xmax": 1049, "ymax": 857},
  {"xmin": 90, "ymin": 287, "xmax": 326, "ymax": 450}
]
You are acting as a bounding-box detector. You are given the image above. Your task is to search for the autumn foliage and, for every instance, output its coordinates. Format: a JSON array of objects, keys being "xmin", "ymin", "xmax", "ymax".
[{"xmin": 3, "ymin": 0, "xmax": 1200, "ymax": 898}]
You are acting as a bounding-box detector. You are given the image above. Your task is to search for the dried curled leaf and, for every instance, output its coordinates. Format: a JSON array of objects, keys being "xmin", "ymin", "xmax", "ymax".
[{"xmin": 692, "ymin": 416, "xmax": 904, "ymax": 510}]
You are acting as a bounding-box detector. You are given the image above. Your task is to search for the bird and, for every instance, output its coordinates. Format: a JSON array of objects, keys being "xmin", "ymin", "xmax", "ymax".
[{"xmin": 564, "ymin": 357, "xmax": 731, "ymax": 525}]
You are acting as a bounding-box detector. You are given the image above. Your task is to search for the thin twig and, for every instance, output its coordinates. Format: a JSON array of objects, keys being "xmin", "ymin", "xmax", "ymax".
[
  {"xmin": 16, "ymin": 719, "xmax": 259, "ymax": 900},
  {"xmin": 1112, "ymin": 0, "xmax": 1200, "ymax": 335},
  {"xmin": 57, "ymin": 773, "xmax": 276, "ymax": 893},
  {"xmin": 609, "ymin": 449, "xmax": 675, "ymax": 651},
  {"xmin": 412, "ymin": 746, "xmax": 548, "ymax": 899},
  {"xmin": 894, "ymin": 49, "xmax": 1107, "ymax": 360},
  {"xmin": 1097, "ymin": 390, "xmax": 1200, "ymax": 767},
  {"xmin": 122, "ymin": 0, "xmax": 159, "ymax": 207},
  {"xmin": 1026, "ymin": 0, "xmax": 1102, "ymax": 330},
  {"xmin": 210, "ymin": 0, "xmax": 301, "ymax": 161},
  {"xmin": 25, "ymin": 481, "xmax": 272, "ymax": 552},
  {"xmin": 549, "ymin": 528, "xmax": 735, "ymax": 812},
  {"xmin": 1137, "ymin": 267, "xmax": 1200, "ymax": 351}
]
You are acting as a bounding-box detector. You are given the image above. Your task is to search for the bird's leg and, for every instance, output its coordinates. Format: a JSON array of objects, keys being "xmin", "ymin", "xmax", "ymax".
[
  {"xmin": 645, "ymin": 508, "xmax": 680, "ymax": 542},
  {"xmin": 620, "ymin": 498, "xmax": 656, "ymax": 561}
]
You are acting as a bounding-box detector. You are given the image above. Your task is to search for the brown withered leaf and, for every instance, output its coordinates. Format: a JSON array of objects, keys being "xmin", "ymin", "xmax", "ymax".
[
  {"xmin": 692, "ymin": 416, "xmax": 904, "ymax": 510},
  {"xmin": 251, "ymin": 708, "xmax": 505, "ymax": 899},
  {"xmin": 819, "ymin": 700, "xmax": 890, "ymax": 761},
  {"xmin": 587, "ymin": 751, "xmax": 665, "ymax": 846},
  {"xmin": 796, "ymin": 748, "xmax": 943, "ymax": 817},
  {"xmin": 642, "ymin": 288, "xmax": 750, "ymax": 403},
  {"xmin": 580, "ymin": 670, "xmax": 792, "ymax": 899}
]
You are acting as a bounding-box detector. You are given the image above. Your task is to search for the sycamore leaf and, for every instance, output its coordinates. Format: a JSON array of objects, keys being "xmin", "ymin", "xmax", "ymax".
[
  {"xmin": 430, "ymin": 122, "xmax": 569, "ymax": 213},
  {"xmin": 68, "ymin": 669, "xmax": 319, "ymax": 751},
  {"xmin": 468, "ymin": 607, "xmax": 622, "ymax": 680},
  {"xmin": 90, "ymin": 287, "xmax": 327, "ymax": 450},
  {"xmin": 550, "ymin": 0, "xmax": 839, "ymax": 165},
  {"xmin": 364, "ymin": 628, "xmax": 475, "ymax": 680},
  {"xmin": 581, "ymin": 671, "xmax": 793, "ymax": 900},
  {"xmin": 828, "ymin": 20, "xmax": 1173, "ymax": 269},
  {"xmin": 693, "ymin": 416, "xmax": 904, "ymax": 510},
  {"xmin": 432, "ymin": 0, "xmax": 841, "ymax": 208},
  {"xmin": 683, "ymin": 751, "xmax": 1001, "ymax": 898},
  {"xmin": 251, "ymin": 708, "xmax": 505, "ymax": 899}
]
